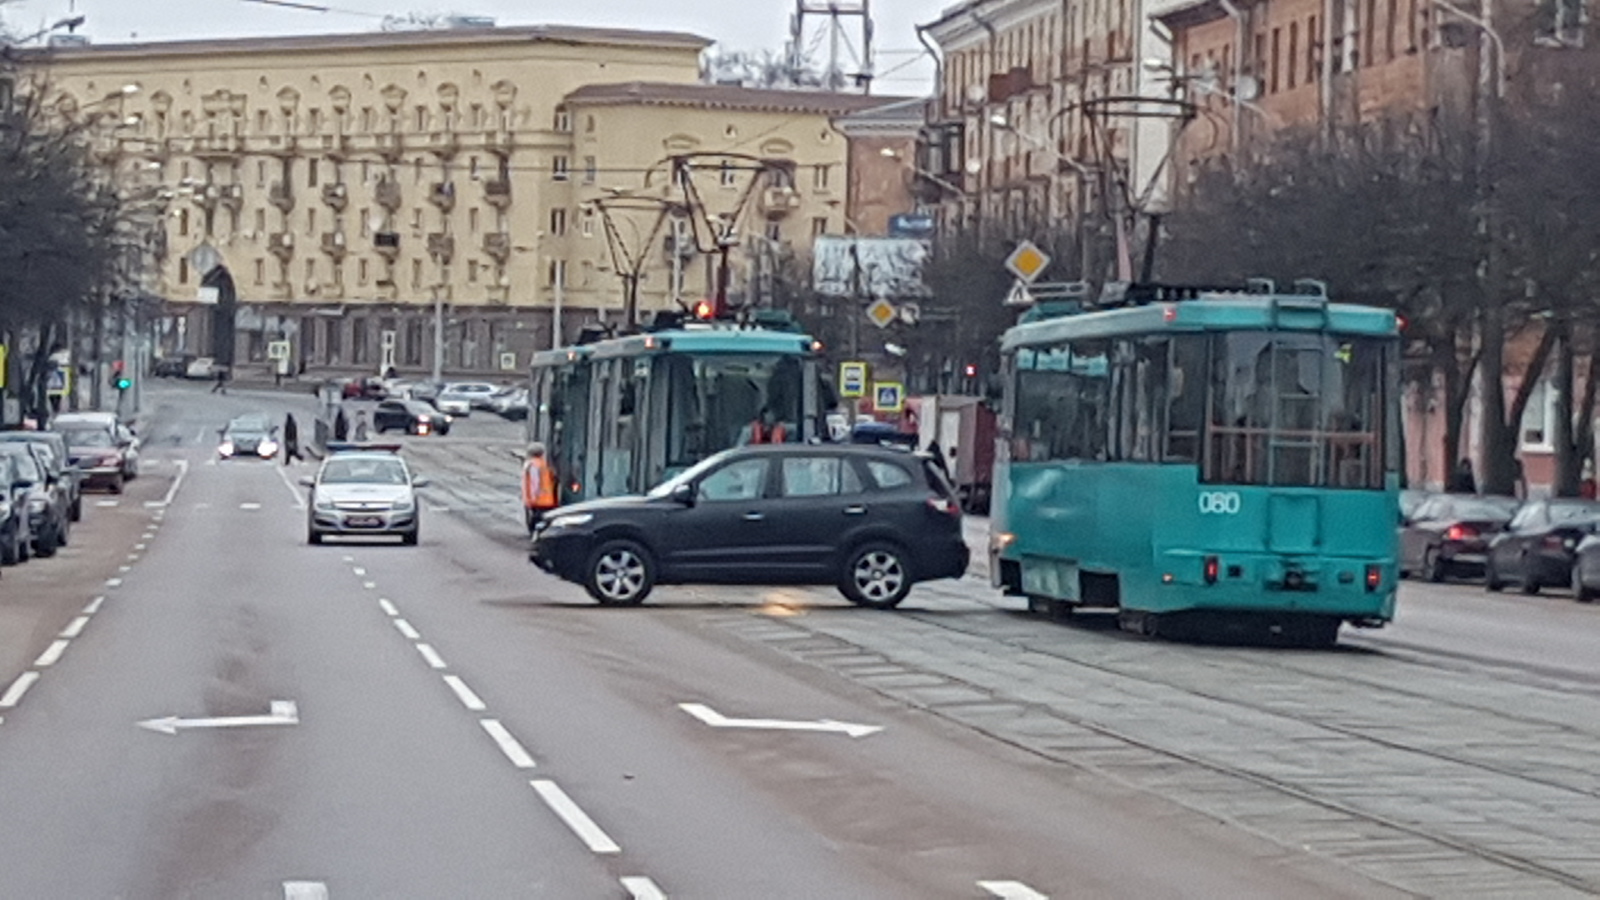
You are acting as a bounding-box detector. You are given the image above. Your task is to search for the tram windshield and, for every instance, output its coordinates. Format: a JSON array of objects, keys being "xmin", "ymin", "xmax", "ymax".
[{"xmin": 660, "ymin": 353, "xmax": 805, "ymax": 468}]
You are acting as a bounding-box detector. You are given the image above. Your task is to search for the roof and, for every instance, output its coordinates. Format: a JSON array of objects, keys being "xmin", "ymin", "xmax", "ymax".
[
  {"xmin": 13, "ymin": 24, "xmax": 711, "ymax": 63},
  {"xmin": 530, "ymin": 327, "xmax": 816, "ymax": 366},
  {"xmin": 831, "ymin": 96, "xmax": 932, "ymax": 134},
  {"xmin": 563, "ymin": 82, "xmax": 916, "ymax": 116},
  {"xmin": 1152, "ymin": 0, "xmax": 1232, "ymax": 30},
  {"xmin": 1001, "ymin": 296, "xmax": 1399, "ymax": 351}
]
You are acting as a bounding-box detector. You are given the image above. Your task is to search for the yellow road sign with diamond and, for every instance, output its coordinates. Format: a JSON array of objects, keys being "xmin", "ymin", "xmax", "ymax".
[
  {"xmin": 865, "ymin": 298, "xmax": 897, "ymax": 329},
  {"xmin": 1005, "ymin": 240, "xmax": 1051, "ymax": 284}
]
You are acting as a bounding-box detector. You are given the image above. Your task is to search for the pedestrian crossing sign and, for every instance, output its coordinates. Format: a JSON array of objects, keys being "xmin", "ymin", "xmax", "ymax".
[{"xmin": 873, "ymin": 382, "xmax": 904, "ymax": 413}]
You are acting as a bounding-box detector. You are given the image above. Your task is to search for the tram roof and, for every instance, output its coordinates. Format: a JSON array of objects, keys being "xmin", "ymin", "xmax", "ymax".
[
  {"xmin": 1001, "ymin": 294, "xmax": 1398, "ymax": 352},
  {"xmin": 529, "ymin": 327, "xmax": 817, "ymax": 367}
]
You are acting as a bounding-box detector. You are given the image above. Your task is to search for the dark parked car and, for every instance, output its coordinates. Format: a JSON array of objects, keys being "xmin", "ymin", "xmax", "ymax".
[
  {"xmin": 373, "ymin": 399, "xmax": 452, "ymax": 436},
  {"xmin": 1566, "ymin": 533, "xmax": 1600, "ymax": 601},
  {"xmin": 0, "ymin": 431, "xmax": 81, "ymax": 521},
  {"xmin": 1485, "ymin": 498, "xmax": 1600, "ymax": 594},
  {"xmin": 152, "ymin": 354, "xmax": 196, "ymax": 377},
  {"xmin": 1399, "ymin": 494, "xmax": 1520, "ymax": 582},
  {"xmin": 0, "ymin": 454, "xmax": 35, "ymax": 566},
  {"xmin": 530, "ymin": 444, "xmax": 970, "ymax": 607},
  {"xmin": 0, "ymin": 443, "xmax": 67, "ymax": 558}
]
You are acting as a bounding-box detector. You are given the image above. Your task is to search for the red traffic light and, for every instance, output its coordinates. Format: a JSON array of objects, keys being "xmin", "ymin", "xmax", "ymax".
[{"xmin": 963, "ymin": 363, "xmax": 978, "ymax": 378}]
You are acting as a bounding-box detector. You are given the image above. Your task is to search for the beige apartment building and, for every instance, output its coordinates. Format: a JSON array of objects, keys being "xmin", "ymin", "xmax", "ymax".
[{"xmin": 24, "ymin": 26, "xmax": 882, "ymax": 377}]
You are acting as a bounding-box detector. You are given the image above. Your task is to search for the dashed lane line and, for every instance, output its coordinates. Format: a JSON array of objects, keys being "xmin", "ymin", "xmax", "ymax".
[
  {"xmin": 393, "ymin": 619, "xmax": 421, "ymax": 640},
  {"xmin": 0, "ymin": 672, "xmax": 41, "ymax": 709},
  {"xmin": 378, "ymin": 599, "xmax": 398, "ymax": 617},
  {"xmin": 352, "ymin": 567, "xmax": 367, "ymax": 577},
  {"xmin": 415, "ymin": 644, "xmax": 447, "ymax": 670},
  {"xmin": 978, "ymin": 881, "xmax": 1049, "ymax": 899},
  {"xmin": 240, "ymin": 502, "xmax": 262, "ymax": 511},
  {"xmin": 362, "ymin": 581, "xmax": 376, "ymax": 590},
  {"xmin": 621, "ymin": 876, "xmax": 667, "ymax": 899},
  {"xmin": 282, "ymin": 881, "xmax": 328, "ymax": 900},
  {"xmin": 479, "ymin": 719, "xmax": 537, "ymax": 769},
  {"xmin": 82, "ymin": 596, "xmax": 105, "ymax": 615},
  {"xmin": 442, "ymin": 675, "xmax": 487, "ymax": 712},
  {"xmin": 105, "ymin": 578, "xmax": 123, "ymax": 588},
  {"xmin": 34, "ymin": 641, "xmax": 70, "ymax": 668},
  {"xmin": 529, "ymin": 780, "xmax": 621, "ymax": 854},
  {"xmin": 59, "ymin": 616, "xmax": 90, "ymax": 639}
]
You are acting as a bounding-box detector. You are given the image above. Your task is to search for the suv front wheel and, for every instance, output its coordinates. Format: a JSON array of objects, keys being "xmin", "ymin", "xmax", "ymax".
[
  {"xmin": 839, "ymin": 542, "xmax": 912, "ymax": 609},
  {"xmin": 583, "ymin": 538, "xmax": 655, "ymax": 606}
]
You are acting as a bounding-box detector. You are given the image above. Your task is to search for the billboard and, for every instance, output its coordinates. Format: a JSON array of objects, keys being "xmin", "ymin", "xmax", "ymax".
[{"xmin": 812, "ymin": 236, "xmax": 930, "ymax": 300}]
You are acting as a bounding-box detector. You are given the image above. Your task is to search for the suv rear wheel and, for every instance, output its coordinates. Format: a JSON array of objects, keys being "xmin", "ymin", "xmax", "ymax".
[
  {"xmin": 583, "ymin": 539, "xmax": 654, "ymax": 606},
  {"xmin": 839, "ymin": 542, "xmax": 912, "ymax": 609}
]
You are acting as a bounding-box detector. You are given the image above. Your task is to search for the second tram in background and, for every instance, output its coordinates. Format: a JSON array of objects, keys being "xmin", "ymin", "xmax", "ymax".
[
  {"xmin": 991, "ymin": 280, "xmax": 1401, "ymax": 647},
  {"xmin": 527, "ymin": 313, "xmax": 827, "ymax": 503}
]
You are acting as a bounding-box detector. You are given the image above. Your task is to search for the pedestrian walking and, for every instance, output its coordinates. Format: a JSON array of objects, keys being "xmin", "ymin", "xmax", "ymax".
[
  {"xmin": 333, "ymin": 407, "xmax": 349, "ymax": 442},
  {"xmin": 352, "ymin": 411, "xmax": 371, "ymax": 442},
  {"xmin": 210, "ymin": 365, "xmax": 229, "ymax": 394},
  {"xmin": 282, "ymin": 413, "xmax": 302, "ymax": 464},
  {"xmin": 1448, "ymin": 458, "xmax": 1476, "ymax": 494},
  {"xmin": 521, "ymin": 442, "xmax": 559, "ymax": 533}
]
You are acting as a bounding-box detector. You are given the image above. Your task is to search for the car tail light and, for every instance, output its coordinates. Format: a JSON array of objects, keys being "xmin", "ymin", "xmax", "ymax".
[
  {"xmin": 1365, "ymin": 564, "xmax": 1382, "ymax": 592},
  {"xmin": 1543, "ymin": 533, "xmax": 1578, "ymax": 551},
  {"xmin": 1446, "ymin": 524, "xmax": 1474, "ymax": 541},
  {"xmin": 1203, "ymin": 555, "xmax": 1219, "ymax": 585},
  {"xmin": 926, "ymin": 496, "xmax": 960, "ymax": 517}
]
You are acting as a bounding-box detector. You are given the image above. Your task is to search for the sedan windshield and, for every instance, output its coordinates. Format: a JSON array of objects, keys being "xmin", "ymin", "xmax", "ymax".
[
  {"xmin": 320, "ymin": 457, "xmax": 409, "ymax": 485},
  {"xmin": 1, "ymin": 449, "xmax": 42, "ymax": 483},
  {"xmin": 60, "ymin": 428, "xmax": 115, "ymax": 449}
]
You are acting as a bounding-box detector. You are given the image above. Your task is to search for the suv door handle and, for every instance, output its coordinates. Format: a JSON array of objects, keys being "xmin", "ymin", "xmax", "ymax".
[
  {"xmin": 743, "ymin": 512, "xmax": 765, "ymax": 521},
  {"xmin": 843, "ymin": 505, "xmax": 867, "ymax": 515}
]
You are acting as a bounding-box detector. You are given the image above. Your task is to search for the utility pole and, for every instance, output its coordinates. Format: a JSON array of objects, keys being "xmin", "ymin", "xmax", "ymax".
[
  {"xmin": 430, "ymin": 285, "xmax": 443, "ymax": 383},
  {"xmin": 551, "ymin": 260, "xmax": 565, "ymax": 349}
]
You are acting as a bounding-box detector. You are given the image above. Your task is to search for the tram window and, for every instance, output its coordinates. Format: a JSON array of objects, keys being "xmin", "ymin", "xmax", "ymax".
[
  {"xmin": 1165, "ymin": 336, "xmax": 1207, "ymax": 462},
  {"xmin": 1012, "ymin": 341, "xmax": 1108, "ymax": 462}
]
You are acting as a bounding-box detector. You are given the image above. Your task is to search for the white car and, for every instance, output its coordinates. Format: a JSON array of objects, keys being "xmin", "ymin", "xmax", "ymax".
[
  {"xmin": 185, "ymin": 357, "xmax": 217, "ymax": 379},
  {"xmin": 435, "ymin": 382, "xmax": 498, "ymax": 416},
  {"xmin": 302, "ymin": 446, "xmax": 428, "ymax": 545}
]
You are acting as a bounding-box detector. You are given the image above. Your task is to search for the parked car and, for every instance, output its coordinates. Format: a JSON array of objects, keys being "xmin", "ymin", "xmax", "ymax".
[
  {"xmin": 488, "ymin": 387, "xmax": 529, "ymax": 420},
  {"xmin": 408, "ymin": 381, "xmax": 446, "ymax": 405},
  {"xmin": 1399, "ymin": 488, "xmax": 1433, "ymax": 524},
  {"xmin": 1485, "ymin": 498, "xmax": 1600, "ymax": 594},
  {"xmin": 301, "ymin": 444, "xmax": 428, "ymax": 545},
  {"xmin": 152, "ymin": 354, "xmax": 196, "ymax": 378},
  {"xmin": 1398, "ymin": 494, "xmax": 1519, "ymax": 582},
  {"xmin": 530, "ymin": 444, "xmax": 970, "ymax": 608},
  {"xmin": 1566, "ymin": 533, "xmax": 1600, "ymax": 601},
  {"xmin": 0, "ymin": 443, "xmax": 67, "ymax": 557},
  {"xmin": 218, "ymin": 413, "xmax": 280, "ymax": 460},
  {"xmin": 373, "ymin": 400, "xmax": 452, "ymax": 436},
  {"xmin": 0, "ymin": 431, "xmax": 81, "ymax": 521},
  {"xmin": 53, "ymin": 414, "xmax": 139, "ymax": 492},
  {"xmin": 0, "ymin": 453, "xmax": 36, "ymax": 565},
  {"xmin": 184, "ymin": 356, "xmax": 218, "ymax": 380},
  {"xmin": 436, "ymin": 381, "xmax": 499, "ymax": 415}
]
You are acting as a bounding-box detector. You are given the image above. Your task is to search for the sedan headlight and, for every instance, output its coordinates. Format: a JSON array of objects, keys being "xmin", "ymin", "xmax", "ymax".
[
  {"xmin": 314, "ymin": 494, "xmax": 336, "ymax": 511},
  {"xmin": 218, "ymin": 441, "xmax": 235, "ymax": 458},
  {"xmin": 391, "ymin": 497, "xmax": 415, "ymax": 511},
  {"xmin": 258, "ymin": 440, "xmax": 279, "ymax": 458},
  {"xmin": 546, "ymin": 513, "xmax": 593, "ymax": 529}
]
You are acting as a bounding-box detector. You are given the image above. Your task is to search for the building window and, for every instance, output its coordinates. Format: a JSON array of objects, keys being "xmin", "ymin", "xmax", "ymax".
[
  {"xmin": 812, "ymin": 216, "xmax": 829, "ymax": 237},
  {"xmin": 469, "ymin": 207, "xmax": 480, "ymax": 233},
  {"xmin": 359, "ymin": 258, "xmax": 369, "ymax": 285},
  {"xmin": 764, "ymin": 220, "xmax": 782, "ymax": 242},
  {"xmin": 359, "ymin": 208, "xmax": 371, "ymax": 237},
  {"xmin": 550, "ymin": 207, "xmax": 567, "ymax": 236},
  {"xmin": 413, "ymin": 157, "xmax": 425, "ymax": 183},
  {"xmin": 332, "ymin": 262, "xmax": 344, "ymax": 286},
  {"xmin": 412, "ymin": 259, "xmax": 423, "ymax": 288},
  {"xmin": 1270, "ymin": 28, "xmax": 1282, "ymax": 93},
  {"xmin": 306, "ymin": 208, "xmax": 317, "ymax": 234},
  {"xmin": 308, "ymin": 158, "xmax": 320, "ymax": 188},
  {"xmin": 1288, "ymin": 23, "xmax": 1299, "ymax": 88},
  {"xmin": 254, "ymin": 259, "xmax": 264, "ymax": 285},
  {"xmin": 255, "ymin": 209, "xmax": 266, "ymax": 234},
  {"xmin": 554, "ymin": 107, "xmax": 571, "ymax": 132},
  {"xmin": 360, "ymin": 108, "xmax": 373, "ymax": 132},
  {"xmin": 585, "ymin": 114, "xmax": 596, "ymax": 133},
  {"xmin": 583, "ymin": 156, "xmax": 596, "ymax": 183},
  {"xmin": 1309, "ymin": 17, "xmax": 1322, "ymax": 81},
  {"xmin": 469, "ymin": 155, "xmax": 479, "ymax": 179},
  {"xmin": 580, "ymin": 210, "xmax": 595, "ymax": 237},
  {"xmin": 813, "ymin": 165, "xmax": 830, "ymax": 191},
  {"xmin": 412, "ymin": 208, "xmax": 423, "ymax": 232},
  {"xmin": 719, "ymin": 161, "xmax": 736, "ymax": 187},
  {"xmin": 257, "ymin": 160, "xmax": 268, "ymax": 187},
  {"xmin": 257, "ymin": 110, "xmax": 270, "ymax": 134},
  {"xmin": 468, "ymin": 260, "xmax": 479, "ymax": 283},
  {"xmin": 305, "ymin": 258, "xmax": 316, "ymax": 285},
  {"xmin": 552, "ymin": 155, "xmax": 570, "ymax": 181},
  {"xmin": 415, "ymin": 106, "xmax": 428, "ymax": 132}
]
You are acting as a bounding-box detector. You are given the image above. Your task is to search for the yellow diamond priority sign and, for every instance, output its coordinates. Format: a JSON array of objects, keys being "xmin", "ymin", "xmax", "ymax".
[
  {"xmin": 1004, "ymin": 240, "xmax": 1051, "ymax": 284},
  {"xmin": 865, "ymin": 298, "xmax": 897, "ymax": 329}
]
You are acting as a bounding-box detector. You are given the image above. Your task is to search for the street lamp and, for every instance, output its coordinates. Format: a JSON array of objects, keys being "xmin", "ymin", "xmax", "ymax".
[{"xmin": 877, "ymin": 146, "xmax": 967, "ymax": 198}]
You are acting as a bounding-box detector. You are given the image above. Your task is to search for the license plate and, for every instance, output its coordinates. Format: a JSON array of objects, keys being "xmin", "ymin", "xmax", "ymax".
[{"xmin": 346, "ymin": 516, "xmax": 383, "ymax": 527}]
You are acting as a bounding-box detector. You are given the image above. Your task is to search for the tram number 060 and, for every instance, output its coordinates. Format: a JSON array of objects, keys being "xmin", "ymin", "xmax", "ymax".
[{"xmin": 1197, "ymin": 491, "xmax": 1243, "ymax": 515}]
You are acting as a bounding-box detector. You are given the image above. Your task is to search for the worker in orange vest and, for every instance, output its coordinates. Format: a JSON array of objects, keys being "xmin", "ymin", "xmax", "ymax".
[
  {"xmin": 743, "ymin": 408, "xmax": 788, "ymax": 445},
  {"xmin": 521, "ymin": 442, "xmax": 559, "ymax": 533}
]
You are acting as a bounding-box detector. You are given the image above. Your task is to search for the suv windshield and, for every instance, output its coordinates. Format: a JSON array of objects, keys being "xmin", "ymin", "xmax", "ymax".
[{"xmin": 320, "ymin": 457, "xmax": 409, "ymax": 485}]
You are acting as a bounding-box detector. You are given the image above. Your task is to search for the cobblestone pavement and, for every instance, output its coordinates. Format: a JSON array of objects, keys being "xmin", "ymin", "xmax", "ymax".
[{"xmin": 404, "ymin": 420, "xmax": 1600, "ymax": 898}]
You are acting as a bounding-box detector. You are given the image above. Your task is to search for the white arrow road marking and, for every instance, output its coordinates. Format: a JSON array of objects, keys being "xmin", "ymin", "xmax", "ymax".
[
  {"xmin": 978, "ymin": 881, "xmax": 1049, "ymax": 899},
  {"xmin": 415, "ymin": 644, "xmax": 447, "ymax": 670},
  {"xmin": 480, "ymin": 719, "xmax": 537, "ymax": 769},
  {"xmin": 282, "ymin": 881, "xmax": 329, "ymax": 900},
  {"xmin": 530, "ymin": 780, "xmax": 620, "ymax": 854},
  {"xmin": 677, "ymin": 703, "xmax": 883, "ymax": 738},
  {"xmin": 59, "ymin": 616, "xmax": 90, "ymax": 639},
  {"xmin": 138, "ymin": 700, "xmax": 299, "ymax": 735},
  {"xmin": 442, "ymin": 676, "xmax": 486, "ymax": 711},
  {"xmin": 621, "ymin": 876, "xmax": 667, "ymax": 899},
  {"xmin": 0, "ymin": 672, "xmax": 41, "ymax": 708},
  {"xmin": 35, "ymin": 641, "xmax": 70, "ymax": 668}
]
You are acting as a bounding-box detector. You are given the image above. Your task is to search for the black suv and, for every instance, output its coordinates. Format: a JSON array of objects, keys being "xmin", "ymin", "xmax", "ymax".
[
  {"xmin": 531, "ymin": 444, "xmax": 969, "ymax": 607},
  {"xmin": 373, "ymin": 399, "xmax": 452, "ymax": 436}
]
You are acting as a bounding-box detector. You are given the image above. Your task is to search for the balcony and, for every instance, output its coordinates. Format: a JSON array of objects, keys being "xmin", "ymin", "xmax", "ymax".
[
  {"xmin": 426, "ymin": 232, "xmax": 455, "ymax": 264},
  {"xmin": 429, "ymin": 181, "xmax": 456, "ymax": 212},
  {"xmin": 268, "ymin": 181, "xmax": 294, "ymax": 212},
  {"xmin": 374, "ymin": 178, "xmax": 402, "ymax": 211},
  {"xmin": 759, "ymin": 186, "xmax": 801, "ymax": 216},
  {"xmin": 482, "ymin": 178, "xmax": 511, "ymax": 208},
  {"xmin": 193, "ymin": 133, "xmax": 242, "ymax": 159},
  {"xmin": 321, "ymin": 182, "xmax": 349, "ymax": 211},
  {"xmin": 217, "ymin": 183, "xmax": 244, "ymax": 210},
  {"xmin": 482, "ymin": 232, "xmax": 510, "ymax": 263},
  {"xmin": 320, "ymin": 231, "xmax": 348, "ymax": 259},
  {"xmin": 374, "ymin": 131, "xmax": 404, "ymax": 161},
  {"xmin": 373, "ymin": 231, "xmax": 401, "ymax": 258},
  {"xmin": 483, "ymin": 129, "xmax": 514, "ymax": 155},
  {"xmin": 425, "ymin": 129, "xmax": 460, "ymax": 157},
  {"xmin": 268, "ymin": 231, "xmax": 295, "ymax": 260}
]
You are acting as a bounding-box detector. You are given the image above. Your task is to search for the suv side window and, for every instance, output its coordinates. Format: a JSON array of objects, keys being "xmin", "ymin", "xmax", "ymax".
[
  {"xmin": 865, "ymin": 459, "xmax": 914, "ymax": 490},
  {"xmin": 781, "ymin": 456, "xmax": 842, "ymax": 497},
  {"xmin": 697, "ymin": 458, "xmax": 768, "ymax": 502}
]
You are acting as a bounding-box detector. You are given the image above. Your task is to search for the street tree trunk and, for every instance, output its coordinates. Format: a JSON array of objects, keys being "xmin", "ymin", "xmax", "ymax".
[{"xmin": 1552, "ymin": 317, "xmax": 1580, "ymax": 496}]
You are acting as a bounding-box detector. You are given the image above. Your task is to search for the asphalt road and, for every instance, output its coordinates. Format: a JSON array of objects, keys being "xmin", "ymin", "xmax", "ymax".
[{"xmin": 2, "ymin": 382, "xmax": 1598, "ymax": 898}]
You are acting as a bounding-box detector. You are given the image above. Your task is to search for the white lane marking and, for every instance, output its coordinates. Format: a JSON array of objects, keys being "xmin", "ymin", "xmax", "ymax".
[
  {"xmin": 105, "ymin": 578, "xmax": 123, "ymax": 588},
  {"xmin": 274, "ymin": 464, "xmax": 308, "ymax": 510},
  {"xmin": 0, "ymin": 672, "xmax": 41, "ymax": 708},
  {"xmin": 96, "ymin": 499, "xmax": 120, "ymax": 508},
  {"xmin": 352, "ymin": 567, "xmax": 367, "ymax": 576},
  {"xmin": 621, "ymin": 876, "xmax": 667, "ymax": 899},
  {"xmin": 341, "ymin": 555, "xmax": 354, "ymax": 562},
  {"xmin": 480, "ymin": 719, "xmax": 537, "ymax": 769},
  {"xmin": 978, "ymin": 881, "xmax": 1049, "ymax": 899},
  {"xmin": 393, "ymin": 619, "xmax": 421, "ymax": 640},
  {"xmin": 135, "ymin": 543, "xmax": 147, "ymax": 550},
  {"xmin": 529, "ymin": 780, "xmax": 621, "ymax": 854},
  {"xmin": 415, "ymin": 643, "xmax": 447, "ymax": 670},
  {"xmin": 141, "ymin": 532, "xmax": 155, "ymax": 539},
  {"xmin": 240, "ymin": 502, "xmax": 262, "ymax": 511},
  {"xmin": 442, "ymin": 675, "xmax": 487, "ymax": 711},
  {"xmin": 59, "ymin": 616, "xmax": 91, "ymax": 639},
  {"xmin": 138, "ymin": 700, "xmax": 299, "ymax": 735},
  {"xmin": 195, "ymin": 427, "xmax": 208, "ymax": 444},
  {"xmin": 362, "ymin": 581, "xmax": 376, "ymax": 590},
  {"xmin": 282, "ymin": 881, "xmax": 329, "ymax": 900},
  {"xmin": 378, "ymin": 599, "xmax": 398, "ymax": 617},
  {"xmin": 83, "ymin": 596, "xmax": 106, "ymax": 615},
  {"xmin": 428, "ymin": 506, "xmax": 451, "ymax": 513},
  {"xmin": 154, "ymin": 459, "xmax": 189, "ymax": 508},
  {"xmin": 34, "ymin": 640, "xmax": 70, "ymax": 668},
  {"xmin": 677, "ymin": 702, "xmax": 883, "ymax": 738},
  {"xmin": 127, "ymin": 552, "xmax": 141, "ymax": 561},
  {"xmin": 118, "ymin": 565, "xmax": 132, "ymax": 573}
]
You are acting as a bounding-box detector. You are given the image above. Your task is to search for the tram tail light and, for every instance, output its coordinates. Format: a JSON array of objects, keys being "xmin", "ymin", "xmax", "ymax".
[
  {"xmin": 1365, "ymin": 564, "xmax": 1382, "ymax": 592},
  {"xmin": 1203, "ymin": 555, "xmax": 1219, "ymax": 585}
]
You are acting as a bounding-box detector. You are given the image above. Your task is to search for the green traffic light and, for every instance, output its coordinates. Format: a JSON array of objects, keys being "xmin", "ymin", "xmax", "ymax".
[{"xmin": 115, "ymin": 377, "xmax": 132, "ymax": 391}]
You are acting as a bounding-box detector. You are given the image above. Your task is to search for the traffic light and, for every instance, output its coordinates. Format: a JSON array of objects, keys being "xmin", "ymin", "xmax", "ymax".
[
  {"xmin": 111, "ymin": 360, "xmax": 131, "ymax": 392},
  {"xmin": 693, "ymin": 299, "xmax": 715, "ymax": 320},
  {"xmin": 963, "ymin": 363, "xmax": 979, "ymax": 379}
]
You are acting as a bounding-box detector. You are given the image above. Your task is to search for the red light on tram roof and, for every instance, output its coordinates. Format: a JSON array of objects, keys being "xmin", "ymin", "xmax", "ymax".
[
  {"xmin": 1162, "ymin": 305, "xmax": 1177, "ymax": 322},
  {"xmin": 693, "ymin": 300, "xmax": 715, "ymax": 319}
]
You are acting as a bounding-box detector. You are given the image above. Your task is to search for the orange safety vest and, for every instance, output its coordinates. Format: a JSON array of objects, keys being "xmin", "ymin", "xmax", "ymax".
[
  {"xmin": 522, "ymin": 457, "xmax": 559, "ymax": 509},
  {"xmin": 750, "ymin": 420, "xmax": 788, "ymax": 444}
]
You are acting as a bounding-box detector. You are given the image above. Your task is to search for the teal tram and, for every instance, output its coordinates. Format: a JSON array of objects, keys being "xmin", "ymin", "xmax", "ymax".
[
  {"xmin": 990, "ymin": 281, "xmax": 1401, "ymax": 646},
  {"xmin": 528, "ymin": 319, "xmax": 825, "ymax": 503}
]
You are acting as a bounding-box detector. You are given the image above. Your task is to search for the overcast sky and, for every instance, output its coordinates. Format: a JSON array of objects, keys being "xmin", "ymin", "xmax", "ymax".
[{"xmin": 3, "ymin": 0, "xmax": 949, "ymax": 92}]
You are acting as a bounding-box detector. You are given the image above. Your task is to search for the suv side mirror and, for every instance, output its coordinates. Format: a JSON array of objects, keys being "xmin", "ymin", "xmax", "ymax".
[
  {"xmin": 297, "ymin": 476, "xmax": 316, "ymax": 488},
  {"xmin": 411, "ymin": 476, "xmax": 431, "ymax": 488},
  {"xmin": 669, "ymin": 483, "xmax": 695, "ymax": 506}
]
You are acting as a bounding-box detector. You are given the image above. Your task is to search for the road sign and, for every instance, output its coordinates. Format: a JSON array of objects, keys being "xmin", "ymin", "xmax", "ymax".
[
  {"xmin": 266, "ymin": 340, "xmax": 291, "ymax": 361},
  {"xmin": 839, "ymin": 361, "xmax": 867, "ymax": 398},
  {"xmin": 873, "ymin": 381, "xmax": 904, "ymax": 413},
  {"xmin": 866, "ymin": 298, "xmax": 897, "ymax": 329},
  {"xmin": 1004, "ymin": 240, "xmax": 1052, "ymax": 284},
  {"xmin": 0, "ymin": 344, "xmax": 6, "ymax": 389},
  {"xmin": 196, "ymin": 286, "xmax": 220, "ymax": 305},
  {"xmin": 499, "ymin": 351, "xmax": 518, "ymax": 371},
  {"xmin": 45, "ymin": 365, "xmax": 69, "ymax": 397}
]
